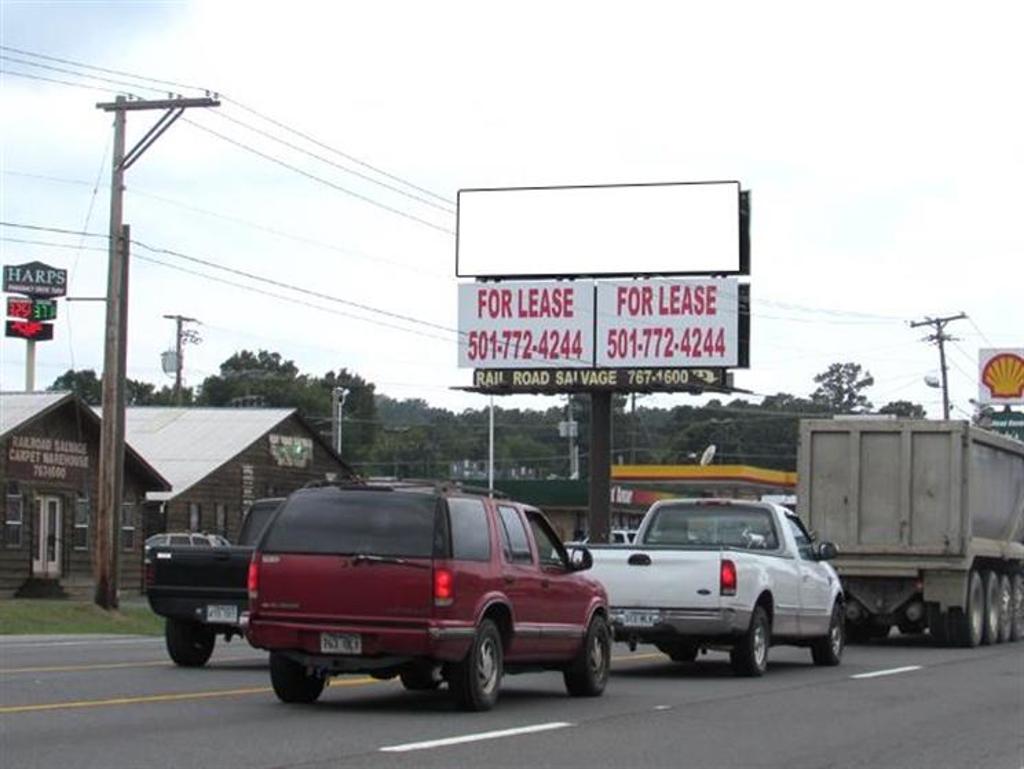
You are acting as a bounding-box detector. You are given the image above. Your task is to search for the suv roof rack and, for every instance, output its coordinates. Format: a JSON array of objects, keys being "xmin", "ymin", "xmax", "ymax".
[{"xmin": 390, "ymin": 479, "xmax": 510, "ymax": 499}]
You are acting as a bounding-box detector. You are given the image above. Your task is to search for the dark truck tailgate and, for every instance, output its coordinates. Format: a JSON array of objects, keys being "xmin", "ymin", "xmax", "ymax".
[{"xmin": 147, "ymin": 545, "xmax": 252, "ymax": 625}]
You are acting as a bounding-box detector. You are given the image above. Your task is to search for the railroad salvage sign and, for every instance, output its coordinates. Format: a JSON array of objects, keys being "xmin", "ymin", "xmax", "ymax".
[{"xmin": 469, "ymin": 367, "xmax": 731, "ymax": 394}]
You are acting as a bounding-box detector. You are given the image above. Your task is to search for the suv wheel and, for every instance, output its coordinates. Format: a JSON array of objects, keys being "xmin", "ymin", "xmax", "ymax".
[
  {"xmin": 269, "ymin": 652, "xmax": 326, "ymax": 704},
  {"xmin": 165, "ymin": 618, "xmax": 215, "ymax": 667},
  {"xmin": 449, "ymin": 619, "xmax": 502, "ymax": 711},
  {"xmin": 564, "ymin": 614, "xmax": 611, "ymax": 697},
  {"xmin": 730, "ymin": 606, "xmax": 770, "ymax": 677}
]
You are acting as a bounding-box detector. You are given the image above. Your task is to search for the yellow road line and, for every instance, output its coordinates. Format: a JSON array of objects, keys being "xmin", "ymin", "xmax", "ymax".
[
  {"xmin": 0, "ymin": 657, "xmax": 256, "ymax": 675},
  {"xmin": 0, "ymin": 676, "xmax": 378, "ymax": 715}
]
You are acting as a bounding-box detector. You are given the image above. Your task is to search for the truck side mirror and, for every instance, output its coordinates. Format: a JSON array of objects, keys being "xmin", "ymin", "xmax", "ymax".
[
  {"xmin": 567, "ymin": 546, "xmax": 593, "ymax": 571},
  {"xmin": 815, "ymin": 541, "xmax": 838, "ymax": 561}
]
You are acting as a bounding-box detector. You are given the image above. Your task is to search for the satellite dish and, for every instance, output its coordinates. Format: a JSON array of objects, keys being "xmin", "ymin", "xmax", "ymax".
[
  {"xmin": 924, "ymin": 375, "xmax": 941, "ymax": 389},
  {"xmin": 699, "ymin": 444, "xmax": 717, "ymax": 466}
]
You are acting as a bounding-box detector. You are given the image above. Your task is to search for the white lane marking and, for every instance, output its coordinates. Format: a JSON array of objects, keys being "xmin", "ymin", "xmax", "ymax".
[
  {"xmin": 653, "ymin": 705, "xmax": 671, "ymax": 711},
  {"xmin": 380, "ymin": 722, "xmax": 573, "ymax": 753},
  {"xmin": 0, "ymin": 638, "xmax": 163, "ymax": 649},
  {"xmin": 851, "ymin": 665, "xmax": 923, "ymax": 680}
]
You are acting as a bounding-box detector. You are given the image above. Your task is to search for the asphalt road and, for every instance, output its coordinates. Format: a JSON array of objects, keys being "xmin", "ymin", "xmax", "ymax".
[{"xmin": 1, "ymin": 632, "xmax": 1021, "ymax": 769}]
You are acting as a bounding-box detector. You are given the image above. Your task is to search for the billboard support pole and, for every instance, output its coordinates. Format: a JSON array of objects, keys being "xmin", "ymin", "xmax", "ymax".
[
  {"xmin": 588, "ymin": 391, "xmax": 612, "ymax": 544},
  {"xmin": 25, "ymin": 339, "xmax": 35, "ymax": 391}
]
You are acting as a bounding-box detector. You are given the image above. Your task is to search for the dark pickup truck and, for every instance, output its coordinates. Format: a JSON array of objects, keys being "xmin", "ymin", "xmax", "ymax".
[{"xmin": 146, "ymin": 498, "xmax": 283, "ymax": 666}]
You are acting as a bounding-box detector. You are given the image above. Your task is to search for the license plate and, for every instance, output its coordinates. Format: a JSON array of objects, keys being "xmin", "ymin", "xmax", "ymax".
[
  {"xmin": 320, "ymin": 632, "xmax": 362, "ymax": 655},
  {"xmin": 616, "ymin": 610, "xmax": 660, "ymax": 628},
  {"xmin": 206, "ymin": 604, "xmax": 238, "ymax": 624}
]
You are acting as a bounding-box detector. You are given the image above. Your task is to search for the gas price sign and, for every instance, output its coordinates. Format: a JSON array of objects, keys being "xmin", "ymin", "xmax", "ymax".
[
  {"xmin": 596, "ymin": 278, "xmax": 740, "ymax": 367},
  {"xmin": 458, "ymin": 281, "xmax": 594, "ymax": 368},
  {"xmin": 6, "ymin": 297, "xmax": 57, "ymax": 322}
]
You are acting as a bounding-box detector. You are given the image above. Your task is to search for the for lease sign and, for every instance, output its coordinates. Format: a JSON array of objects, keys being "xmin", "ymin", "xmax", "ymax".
[
  {"xmin": 596, "ymin": 278, "xmax": 740, "ymax": 367},
  {"xmin": 458, "ymin": 281, "xmax": 594, "ymax": 368}
]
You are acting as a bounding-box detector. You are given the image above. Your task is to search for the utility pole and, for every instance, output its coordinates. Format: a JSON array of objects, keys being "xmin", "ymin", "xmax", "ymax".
[
  {"xmin": 331, "ymin": 387, "xmax": 349, "ymax": 457},
  {"xmin": 910, "ymin": 312, "xmax": 968, "ymax": 420},
  {"xmin": 94, "ymin": 94, "xmax": 218, "ymax": 610},
  {"xmin": 162, "ymin": 314, "xmax": 200, "ymax": 404}
]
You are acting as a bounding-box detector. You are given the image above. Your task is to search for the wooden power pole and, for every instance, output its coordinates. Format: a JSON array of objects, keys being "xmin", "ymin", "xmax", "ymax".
[
  {"xmin": 910, "ymin": 312, "xmax": 968, "ymax": 420},
  {"xmin": 93, "ymin": 95, "xmax": 218, "ymax": 609}
]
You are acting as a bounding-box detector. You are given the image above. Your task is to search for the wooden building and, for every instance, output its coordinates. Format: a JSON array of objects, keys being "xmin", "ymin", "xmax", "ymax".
[
  {"xmin": 0, "ymin": 392, "xmax": 169, "ymax": 598},
  {"xmin": 120, "ymin": 407, "xmax": 355, "ymax": 541}
]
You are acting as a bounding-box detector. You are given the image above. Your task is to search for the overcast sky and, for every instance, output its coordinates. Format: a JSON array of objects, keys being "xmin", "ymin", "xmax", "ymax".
[{"xmin": 1, "ymin": 1, "xmax": 1020, "ymax": 419}]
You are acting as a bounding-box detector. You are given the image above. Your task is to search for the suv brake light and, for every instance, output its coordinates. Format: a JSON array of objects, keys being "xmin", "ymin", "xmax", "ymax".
[
  {"xmin": 720, "ymin": 559, "xmax": 737, "ymax": 596},
  {"xmin": 144, "ymin": 558, "xmax": 155, "ymax": 590},
  {"xmin": 434, "ymin": 567, "xmax": 453, "ymax": 607},
  {"xmin": 247, "ymin": 556, "xmax": 260, "ymax": 600}
]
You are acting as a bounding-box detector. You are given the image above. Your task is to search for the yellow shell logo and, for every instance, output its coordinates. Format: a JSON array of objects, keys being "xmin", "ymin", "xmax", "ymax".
[{"xmin": 982, "ymin": 353, "xmax": 1024, "ymax": 398}]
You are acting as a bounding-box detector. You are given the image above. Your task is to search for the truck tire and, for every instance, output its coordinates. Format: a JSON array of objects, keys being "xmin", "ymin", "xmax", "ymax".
[
  {"xmin": 165, "ymin": 618, "xmax": 215, "ymax": 667},
  {"xmin": 449, "ymin": 619, "xmax": 503, "ymax": 711},
  {"xmin": 564, "ymin": 614, "xmax": 611, "ymax": 697},
  {"xmin": 730, "ymin": 606, "xmax": 770, "ymax": 677},
  {"xmin": 811, "ymin": 602, "xmax": 845, "ymax": 666},
  {"xmin": 949, "ymin": 570, "xmax": 985, "ymax": 648},
  {"xmin": 400, "ymin": 666, "xmax": 441, "ymax": 691},
  {"xmin": 997, "ymin": 574, "xmax": 1013, "ymax": 643},
  {"xmin": 269, "ymin": 652, "xmax": 325, "ymax": 704},
  {"xmin": 657, "ymin": 641, "xmax": 699, "ymax": 663},
  {"xmin": 927, "ymin": 606, "xmax": 952, "ymax": 646},
  {"xmin": 982, "ymin": 570, "xmax": 1002, "ymax": 645},
  {"xmin": 1011, "ymin": 573, "xmax": 1024, "ymax": 642}
]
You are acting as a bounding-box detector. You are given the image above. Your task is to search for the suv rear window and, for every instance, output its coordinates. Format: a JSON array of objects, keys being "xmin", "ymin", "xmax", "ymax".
[
  {"xmin": 643, "ymin": 503, "xmax": 779, "ymax": 550},
  {"xmin": 261, "ymin": 488, "xmax": 439, "ymax": 557}
]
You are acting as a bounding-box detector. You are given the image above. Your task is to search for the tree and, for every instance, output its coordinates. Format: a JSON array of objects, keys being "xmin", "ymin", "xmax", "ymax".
[
  {"xmin": 49, "ymin": 369, "xmax": 102, "ymax": 404},
  {"xmin": 879, "ymin": 400, "xmax": 926, "ymax": 419},
  {"xmin": 811, "ymin": 362, "xmax": 875, "ymax": 413}
]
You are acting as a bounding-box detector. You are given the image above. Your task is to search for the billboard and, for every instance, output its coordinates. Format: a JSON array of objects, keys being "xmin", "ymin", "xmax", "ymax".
[
  {"xmin": 3, "ymin": 261, "xmax": 68, "ymax": 298},
  {"xmin": 978, "ymin": 348, "xmax": 1024, "ymax": 405},
  {"xmin": 469, "ymin": 367, "xmax": 731, "ymax": 394},
  {"xmin": 596, "ymin": 278, "xmax": 741, "ymax": 367},
  {"xmin": 457, "ymin": 281, "xmax": 594, "ymax": 369},
  {"xmin": 457, "ymin": 181, "xmax": 745, "ymax": 278}
]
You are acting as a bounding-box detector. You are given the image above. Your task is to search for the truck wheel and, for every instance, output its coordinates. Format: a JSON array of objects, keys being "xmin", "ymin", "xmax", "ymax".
[
  {"xmin": 949, "ymin": 570, "xmax": 985, "ymax": 648},
  {"xmin": 449, "ymin": 619, "xmax": 503, "ymax": 711},
  {"xmin": 165, "ymin": 618, "xmax": 215, "ymax": 667},
  {"xmin": 927, "ymin": 606, "xmax": 951, "ymax": 646},
  {"xmin": 269, "ymin": 652, "xmax": 325, "ymax": 704},
  {"xmin": 400, "ymin": 666, "xmax": 441, "ymax": 691},
  {"xmin": 564, "ymin": 614, "xmax": 611, "ymax": 697},
  {"xmin": 730, "ymin": 606, "xmax": 770, "ymax": 677},
  {"xmin": 811, "ymin": 602, "xmax": 845, "ymax": 666},
  {"xmin": 1011, "ymin": 573, "xmax": 1024, "ymax": 642},
  {"xmin": 996, "ymin": 574, "xmax": 1012, "ymax": 643},
  {"xmin": 982, "ymin": 570, "xmax": 1002, "ymax": 645},
  {"xmin": 658, "ymin": 642, "xmax": 698, "ymax": 663}
]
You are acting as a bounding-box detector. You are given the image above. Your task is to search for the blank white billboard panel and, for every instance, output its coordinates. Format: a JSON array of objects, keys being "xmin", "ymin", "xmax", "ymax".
[{"xmin": 457, "ymin": 181, "xmax": 741, "ymax": 278}]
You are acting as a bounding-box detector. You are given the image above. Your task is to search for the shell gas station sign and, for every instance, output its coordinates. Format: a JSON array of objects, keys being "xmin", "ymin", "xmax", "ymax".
[{"xmin": 978, "ymin": 348, "xmax": 1024, "ymax": 406}]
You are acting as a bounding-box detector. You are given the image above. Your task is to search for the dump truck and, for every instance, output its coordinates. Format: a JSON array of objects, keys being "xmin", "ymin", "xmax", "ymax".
[{"xmin": 797, "ymin": 419, "xmax": 1024, "ymax": 647}]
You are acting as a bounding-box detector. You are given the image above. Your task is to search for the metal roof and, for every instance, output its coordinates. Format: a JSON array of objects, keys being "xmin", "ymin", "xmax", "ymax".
[
  {"xmin": 0, "ymin": 391, "xmax": 73, "ymax": 439},
  {"xmin": 115, "ymin": 407, "xmax": 295, "ymax": 501}
]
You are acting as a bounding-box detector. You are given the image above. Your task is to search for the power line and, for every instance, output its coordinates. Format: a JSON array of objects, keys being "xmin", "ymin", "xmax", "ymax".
[
  {"xmin": 183, "ymin": 117, "xmax": 455, "ymax": 235},
  {"xmin": 1, "ymin": 68, "xmax": 117, "ymax": 93},
  {"xmin": 0, "ymin": 54, "xmax": 166, "ymax": 96},
  {"xmin": 1, "ymin": 44, "xmax": 452, "ymax": 205},
  {"xmin": 0, "ymin": 44, "xmax": 208, "ymax": 93},
  {"xmin": 209, "ymin": 110, "xmax": 455, "ymax": 214}
]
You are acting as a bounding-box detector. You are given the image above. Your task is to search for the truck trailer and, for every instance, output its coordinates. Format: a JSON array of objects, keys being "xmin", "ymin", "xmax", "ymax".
[{"xmin": 797, "ymin": 419, "xmax": 1024, "ymax": 647}]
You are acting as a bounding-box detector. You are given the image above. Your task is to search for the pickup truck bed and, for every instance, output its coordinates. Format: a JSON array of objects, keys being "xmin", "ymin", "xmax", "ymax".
[{"xmin": 145, "ymin": 498, "xmax": 283, "ymax": 666}]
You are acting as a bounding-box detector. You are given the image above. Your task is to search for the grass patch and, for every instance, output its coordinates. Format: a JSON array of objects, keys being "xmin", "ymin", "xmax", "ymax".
[{"xmin": 0, "ymin": 599, "xmax": 163, "ymax": 636}]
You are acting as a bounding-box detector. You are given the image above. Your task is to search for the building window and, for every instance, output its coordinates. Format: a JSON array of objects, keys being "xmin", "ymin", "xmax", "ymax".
[
  {"xmin": 188, "ymin": 502, "xmax": 201, "ymax": 532},
  {"xmin": 121, "ymin": 502, "xmax": 136, "ymax": 551},
  {"xmin": 5, "ymin": 482, "xmax": 23, "ymax": 548},
  {"xmin": 73, "ymin": 494, "xmax": 90, "ymax": 550},
  {"xmin": 215, "ymin": 503, "xmax": 227, "ymax": 537}
]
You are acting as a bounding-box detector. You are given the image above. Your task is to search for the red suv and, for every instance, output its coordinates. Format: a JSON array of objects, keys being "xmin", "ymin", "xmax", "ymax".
[{"xmin": 244, "ymin": 484, "xmax": 610, "ymax": 711}]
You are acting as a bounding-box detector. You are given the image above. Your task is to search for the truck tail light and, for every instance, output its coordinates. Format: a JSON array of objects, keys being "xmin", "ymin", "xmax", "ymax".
[
  {"xmin": 247, "ymin": 556, "xmax": 260, "ymax": 601},
  {"xmin": 434, "ymin": 567, "xmax": 454, "ymax": 607},
  {"xmin": 720, "ymin": 559, "xmax": 737, "ymax": 596}
]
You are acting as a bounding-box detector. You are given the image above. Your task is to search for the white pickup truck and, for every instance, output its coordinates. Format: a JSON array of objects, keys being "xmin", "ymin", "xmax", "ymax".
[{"xmin": 589, "ymin": 498, "xmax": 845, "ymax": 676}]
